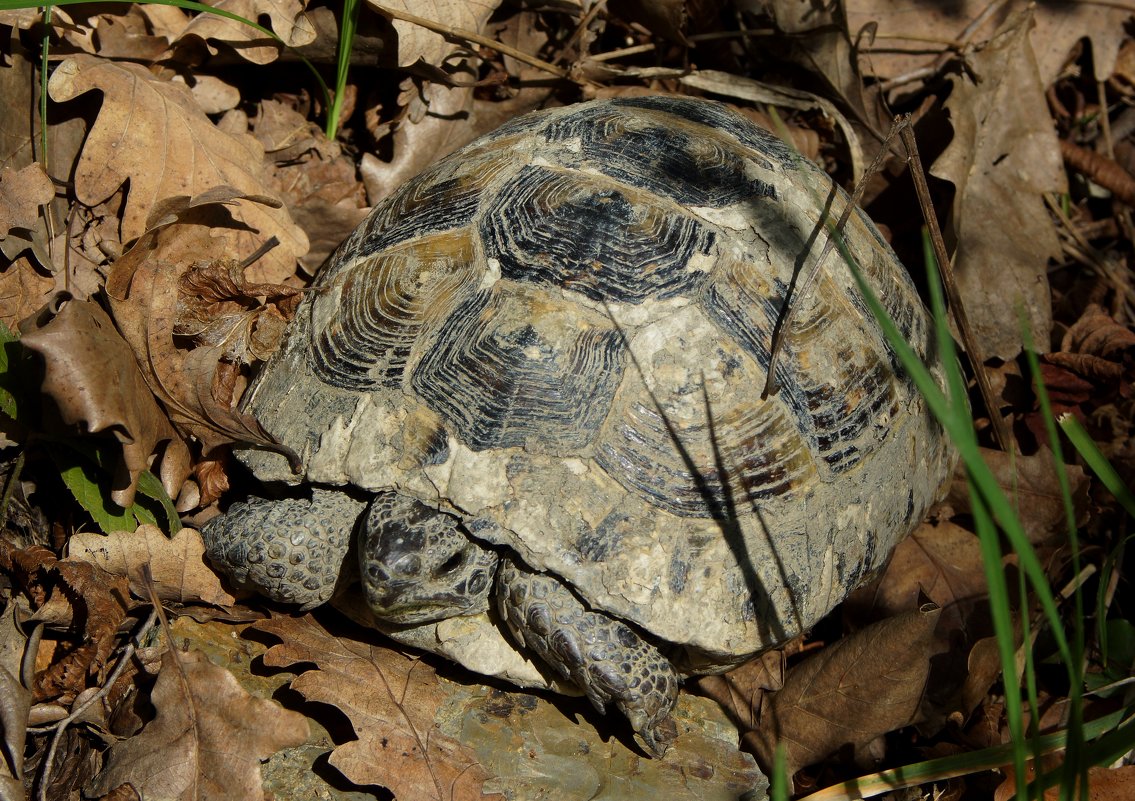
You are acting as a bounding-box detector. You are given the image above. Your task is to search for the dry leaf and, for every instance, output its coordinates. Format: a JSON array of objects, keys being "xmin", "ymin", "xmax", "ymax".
[
  {"xmin": 847, "ymin": 0, "xmax": 1128, "ymax": 86},
  {"xmin": 171, "ymin": 0, "xmax": 316, "ymax": 64},
  {"xmin": 105, "ymin": 190, "xmax": 300, "ymax": 459},
  {"xmin": 929, "ymin": 8, "xmax": 1065, "ymax": 360},
  {"xmin": 0, "ymin": 256, "xmax": 56, "ymax": 332},
  {"xmin": 847, "ymin": 521, "xmax": 988, "ymax": 629},
  {"xmin": 946, "ymin": 447, "xmax": 1089, "ymax": 545},
  {"xmin": 47, "ymin": 54, "xmax": 308, "ymax": 283},
  {"xmin": 18, "ymin": 293, "xmax": 192, "ymax": 507},
  {"xmin": 251, "ymin": 99, "xmax": 369, "ymax": 271},
  {"xmin": 254, "ymin": 615, "xmax": 500, "ymax": 801},
  {"xmin": 67, "ymin": 526, "xmax": 237, "ymax": 607},
  {"xmin": 749, "ymin": 606, "xmax": 940, "ymax": 775},
  {"xmin": 89, "ymin": 5, "xmax": 176, "ymax": 60},
  {"xmin": 87, "ymin": 648, "xmax": 309, "ymax": 800},
  {"xmin": 0, "ymin": 164, "xmax": 54, "ymax": 236},
  {"xmin": 367, "ymin": 0, "xmax": 496, "ymax": 67},
  {"xmin": 361, "ymin": 70, "xmax": 479, "ymax": 203},
  {"xmin": 1062, "ymin": 303, "xmax": 1135, "ymax": 358},
  {"xmin": 0, "ymin": 603, "xmax": 32, "ymax": 798},
  {"xmin": 28, "ymin": 558, "xmax": 130, "ymax": 703},
  {"xmin": 696, "ymin": 649, "xmax": 784, "ymax": 731}
]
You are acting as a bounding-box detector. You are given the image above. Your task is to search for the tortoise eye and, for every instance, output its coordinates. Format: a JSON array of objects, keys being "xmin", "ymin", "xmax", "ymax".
[{"xmin": 435, "ymin": 550, "xmax": 466, "ymax": 576}]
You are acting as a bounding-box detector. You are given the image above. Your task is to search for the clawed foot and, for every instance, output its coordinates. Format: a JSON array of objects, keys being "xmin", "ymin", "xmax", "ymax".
[{"xmin": 496, "ymin": 559, "xmax": 680, "ymax": 756}]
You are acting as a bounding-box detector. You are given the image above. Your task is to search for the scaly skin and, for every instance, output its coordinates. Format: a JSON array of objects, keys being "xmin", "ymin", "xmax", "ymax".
[
  {"xmin": 204, "ymin": 488, "xmax": 681, "ymax": 755},
  {"xmin": 496, "ymin": 560, "xmax": 680, "ymax": 756}
]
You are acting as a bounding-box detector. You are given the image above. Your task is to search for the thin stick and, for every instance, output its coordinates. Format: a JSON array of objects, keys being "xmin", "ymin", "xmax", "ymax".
[
  {"xmin": 761, "ymin": 119, "xmax": 905, "ymax": 399},
  {"xmin": 35, "ymin": 607, "xmax": 160, "ymax": 801},
  {"xmin": 876, "ymin": 0, "xmax": 1009, "ymax": 94},
  {"xmin": 898, "ymin": 119, "xmax": 1015, "ymax": 453},
  {"xmin": 370, "ymin": 3, "xmax": 569, "ymax": 79}
]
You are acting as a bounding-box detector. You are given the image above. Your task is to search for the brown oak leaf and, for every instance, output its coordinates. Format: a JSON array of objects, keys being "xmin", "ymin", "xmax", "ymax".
[
  {"xmin": 87, "ymin": 648, "xmax": 309, "ymax": 800},
  {"xmin": 66, "ymin": 526, "xmax": 237, "ymax": 607},
  {"xmin": 749, "ymin": 606, "xmax": 940, "ymax": 775},
  {"xmin": 254, "ymin": 615, "xmax": 501, "ymax": 801},
  {"xmin": 46, "ymin": 54, "xmax": 307, "ymax": 283},
  {"xmin": 18, "ymin": 293, "xmax": 191, "ymax": 507}
]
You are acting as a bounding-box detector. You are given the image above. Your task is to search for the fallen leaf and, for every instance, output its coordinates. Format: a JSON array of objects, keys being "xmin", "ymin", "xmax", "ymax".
[
  {"xmin": 47, "ymin": 54, "xmax": 308, "ymax": 283},
  {"xmin": 67, "ymin": 526, "xmax": 237, "ymax": 607},
  {"xmin": 254, "ymin": 615, "xmax": 500, "ymax": 801},
  {"xmin": 18, "ymin": 293, "xmax": 191, "ymax": 508},
  {"xmin": 26, "ymin": 557, "xmax": 131, "ymax": 703},
  {"xmin": 0, "ymin": 602, "xmax": 31, "ymax": 799},
  {"xmin": 847, "ymin": 521, "xmax": 988, "ymax": 630},
  {"xmin": 87, "ymin": 5, "xmax": 176, "ymax": 61},
  {"xmin": 929, "ymin": 7, "xmax": 1065, "ymax": 360},
  {"xmin": 0, "ymin": 256, "xmax": 56, "ymax": 332},
  {"xmin": 847, "ymin": 0, "xmax": 1128, "ymax": 86},
  {"xmin": 1062, "ymin": 303, "xmax": 1135, "ymax": 358},
  {"xmin": 361, "ymin": 70, "xmax": 479, "ymax": 203},
  {"xmin": 250, "ymin": 99, "xmax": 369, "ymax": 272},
  {"xmin": 749, "ymin": 605, "xmax": 940, "ymax": 775},
  {"xmin": 0, "ymin": 164, "xmax": 54, "ymax": 237},
  {"xmin": 171, "ymin": 0, "xmax": 317, "ymax": 64},
  {"xmin": 367, "ymin": 0, "xmax": 496, "ymax": 67},
  {"xmin": 696, "ymin": 649, "xmax": 784, "ymax": 731},
  {"xmin": 946, "ymin": 447, "xmax": 1089, "ymax": 545},
  {"xmin": 87, "ymin": 648, "xmax": 309, "ymax": 800},
  {"xmin": 105, "ymin": 190, "xmax": 301, "ymax": 459}
]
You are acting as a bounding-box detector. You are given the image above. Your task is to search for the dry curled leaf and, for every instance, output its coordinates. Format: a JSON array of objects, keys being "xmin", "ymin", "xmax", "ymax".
[
  {"xmin": 24, "ymin": 557, "xmax": 130, "ymax": 703},
  {"xmin": 67, "ymin": 526, "xmax": 237, "ymax": 607},
  {"xmin": 0, "ymin": 256, "xmax": 56, "ymax": 332},
  {"xmin": 254, "ymin": 615, "xmax": 500, "ymax": 801},
  {"xmin": 106, "ymin": 190, "xmax": 300, "ymax": 460},
  {"xmin": 47, "ymin": 54, "xmax": 308, "ymax": 283},
  {"xmin": 946, "ymin": 447, "xmax": 1089, "ymax": 545},
  {"xmin": 749, "ymin": 605, "xmax": 940, "ymax": 775},
  {"xmin": 1062, "ymin": 303, "xmax": 1135, "ymax": 358},
  {"xmin": 87, "ymin": 648, "xmax": 309, "ymax": 801},
  {"xmin": 367, "ymin": 0, "xmax": 496, "ymax": 67},
  {"xmin": 17, "ymin": 293, "xmax": 191, "ymax": 507}
]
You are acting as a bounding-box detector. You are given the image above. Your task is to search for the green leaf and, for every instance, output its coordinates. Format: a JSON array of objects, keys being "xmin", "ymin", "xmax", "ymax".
[
  {"xmin": 0, "ymin": 321, "xmax": 24, "ymax": 421},
  {"xmin": 47, "ymin": 442, "xmax": 176, "ymax": 534},
  {"xmin": 51, "ymin": 447, "xmax": 137, "ymax": 533},
  {"xmin": 135, "ymin": 469, "xmax": 182, "ymax": 534}
]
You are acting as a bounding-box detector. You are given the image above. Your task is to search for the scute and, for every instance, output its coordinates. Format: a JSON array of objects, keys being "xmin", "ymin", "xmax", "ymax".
[
  {"xmin": 541, "ymin": 102, "xmax": 778, "ymax": 207},
  {"xmin": 480, "ymin": 165, "xmax": 716, "ymax": 303},
  {"xmin": 410, "ymin": 283, "xmax": 627, "ymax": 453}
]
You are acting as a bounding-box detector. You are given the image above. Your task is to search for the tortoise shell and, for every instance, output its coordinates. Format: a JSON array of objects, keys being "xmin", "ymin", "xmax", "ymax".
[{"xmin": 238, "ymin": 96, "xmax": 953, "ymax": 680}]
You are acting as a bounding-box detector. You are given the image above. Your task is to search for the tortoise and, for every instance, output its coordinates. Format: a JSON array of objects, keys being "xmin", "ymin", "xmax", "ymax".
[{"xmin": 202, "ymin": 95, "xmax": 955, "ymax": 756}]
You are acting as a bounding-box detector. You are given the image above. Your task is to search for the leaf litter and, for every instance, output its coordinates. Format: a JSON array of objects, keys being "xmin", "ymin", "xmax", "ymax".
[{"xmin": 1, "ymin": 0, "xmax": 1133, "ymax": 799}]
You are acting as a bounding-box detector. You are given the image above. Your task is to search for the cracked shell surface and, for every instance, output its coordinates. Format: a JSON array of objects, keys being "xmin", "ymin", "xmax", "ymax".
[{"xmin": 237, "ymin": 97, "xmax": 955, "ymax": 676}]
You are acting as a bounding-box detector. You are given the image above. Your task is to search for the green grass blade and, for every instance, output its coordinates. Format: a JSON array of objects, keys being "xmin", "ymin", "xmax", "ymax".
[{"xmin": 1059, "ymin": 414, "xmax": 1135, "ymax": 518}]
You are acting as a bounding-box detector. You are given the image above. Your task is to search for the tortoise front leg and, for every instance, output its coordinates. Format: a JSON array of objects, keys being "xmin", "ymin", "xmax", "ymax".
[{"xmin": 496, "ymin": 560, "xmax": 680, "ymax": 756}]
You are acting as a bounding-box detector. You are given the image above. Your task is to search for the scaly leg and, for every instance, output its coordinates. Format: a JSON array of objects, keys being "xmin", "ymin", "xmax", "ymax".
[{"xmin": 496, "ymin": 559, "xmax": 680, "ymax": 756}]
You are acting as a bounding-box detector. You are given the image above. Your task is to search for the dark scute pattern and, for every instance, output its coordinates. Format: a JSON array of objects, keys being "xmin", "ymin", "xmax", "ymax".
[
  {"xmin": 481, "ymin": 166, "xmax": 715, "ymax": 304},
  {"xmin": 411, "ymin": 288, "xmax": 627, "ymax": 452},
  {"xmin": 702, "ymin": 259, "xmax": 897, "ymax": 474},
  {"xmin": 351, "ymin": 156, "xmax": 509, "ymax": 257},
  {"xmin": 610, "ymin": 96, "xmax": 798, "ymax": 169},
  {"xmin": 596, "ymin": 400, "xmax": 814, "ymax": 518},
  {"xmin": 309, "ymin": 235, "xmax": 476, "ymax": 391},
  {"xmin": 542, "ymin": 103, "xmax": 777, "ymax": 208}
]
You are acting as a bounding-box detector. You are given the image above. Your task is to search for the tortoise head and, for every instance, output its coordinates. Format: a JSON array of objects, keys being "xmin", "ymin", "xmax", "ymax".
[{"xmin": 359, "ymin": 491, "xmax": 499, "ymax": 625}]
